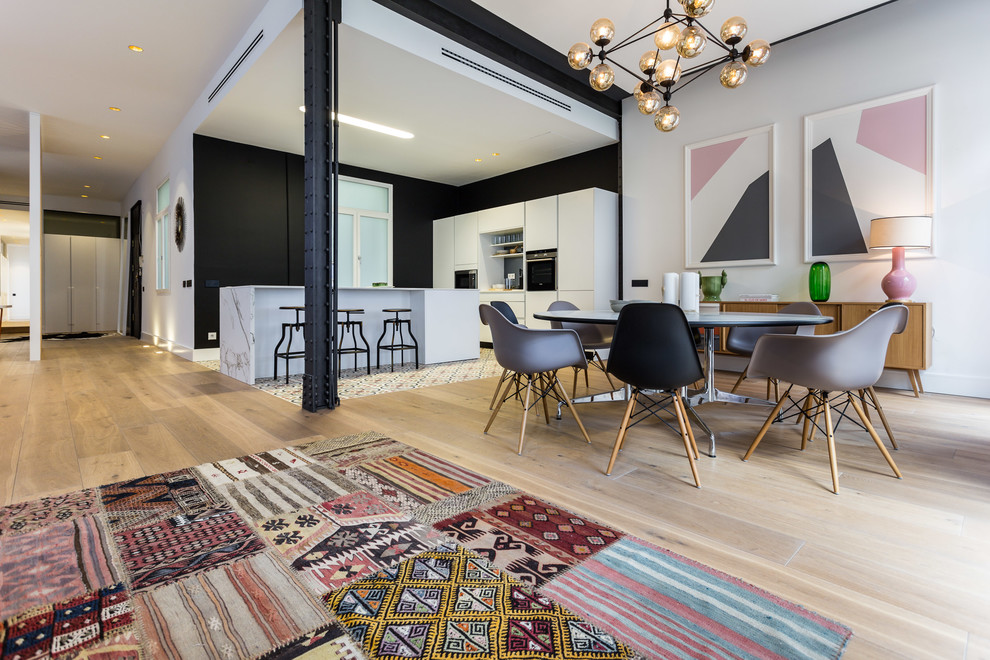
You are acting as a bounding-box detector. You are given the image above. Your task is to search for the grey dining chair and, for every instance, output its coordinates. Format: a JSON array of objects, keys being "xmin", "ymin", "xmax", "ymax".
[
  {"xmin": 725, "ymin": 301, "xmax": 822, "ymax": 398},
  {"xmin": 482, "ymin": 301, "xmax": 523, "ymax": 410},
  {"xmin": 548, "ymin": 300, "xmax": 618, "ymax": 397},
  {"xmin": 480, "ymin": 304, "xmax": 591, "ymax": 455},
  {"xmin": 742, "ymin": 304, "xmax": 908, "ymax": 494},
  {"xmin": 604, "ymin": 303, "xmax": 704, "ymax": 487}
]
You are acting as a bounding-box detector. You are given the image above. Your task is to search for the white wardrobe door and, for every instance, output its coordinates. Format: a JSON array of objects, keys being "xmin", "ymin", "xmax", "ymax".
[
  {"xmin": 69, "ymin": 236, "xmax": 97, "ymax": 332},
  {"xmin": 44, "ymin": 234, "xmax": 72, "ymax": 334},
  {"xmin": 95, "ymin": 237, "xmax": 121, "ymax": 332}
]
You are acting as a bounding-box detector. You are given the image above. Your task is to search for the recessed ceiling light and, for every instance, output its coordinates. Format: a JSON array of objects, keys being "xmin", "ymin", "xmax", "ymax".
[
  {"xmin": 492, "ymin": 152, "xmax": 500, "ymax": 157},
  {"xmin": 475, "ymin": 158, "xmax": 483, "ymax": 162},
  {"xmin": 83, "ymin": 185, "xmax": 91, "ymax": 188},
  {"xmin": 80, "ymin": 194, "xmax": 88, "ymax": 198},
  {"xmin": 109, "ymin": 106, "xmax": 121, "ymax": 112},
  {"xmin": 93, "ymin": 156, "xmax": 102, "ymax": 160},
  {"xmin": 299, "ymin": 105, "xmax": 306, "ymax": 113},
  {"xmin": 100, "ymin": 135, "xmax": 110, "ymax": 140},
  {"xmin": 128, "ymin": 45, "xmax": 143, "ymax": 52}
]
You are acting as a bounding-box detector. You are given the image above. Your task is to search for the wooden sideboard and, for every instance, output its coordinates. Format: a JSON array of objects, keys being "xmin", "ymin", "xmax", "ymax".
[{"xmin": 717, "ymin": 301, "xmax": 932, "ymax": 396}]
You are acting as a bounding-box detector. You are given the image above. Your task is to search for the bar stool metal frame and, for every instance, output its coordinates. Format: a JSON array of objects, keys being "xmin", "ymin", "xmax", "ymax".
[
  {"xmin": 273, "ymin": 306, "xmax": 306, "ymax": 383},
  {"xmin": 337, "ymin": 308, "xmax": 371, "ymax": 375},
  {"xmin": 376, "ymin": 308, "xmax": 419, "ymax": 372}
]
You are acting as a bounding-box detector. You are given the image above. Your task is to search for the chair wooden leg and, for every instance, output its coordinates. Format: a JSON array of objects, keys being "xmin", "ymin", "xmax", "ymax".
[
  {"xmin": 867, "ymin": 386, "xmax": 898, "ymax": 449},
  {"xmin": 553, "ymin": 378, "xmax": 591, "ymax": 444},
  {"xmin": 807, "ymin": 392, "xmax": 826, "ymax": 449},
  {"xmin": 605, "ymin": 392, "xmax": 638, "ymax": 475},
  {"xmin": 801, "ymin": 392, "xmax": 821, "ymax": 450},
  {"xmin": 766, "ymin": 378, "xmax": 773, "ymax": 401},
  {"xmin": 517, "ymin": 377, "xmax": 533, "ymax": 455},
  {"xmin": 540, "ymin": 374, "xmax": 557, "ymax": 424},
  {"xmin": 594, "ymin": 352, "xmax": 618, "ymax": 397},
  {"xmin": 730, "ymin": 366, "xmax": 748, "ymax": 394},
  {"xmin": 858, "ymin": 389, "xmax": 871, "ymax": 422},
  {"xmin": 742, "ymin": 385, "xmax": 792, "ymax": 461},
  {"xmin": 674, "ymin": 393, "xmax": 699, "ymax": 459},
  {"xmin": 572, "ymin": 367, "xmax": 580, "ymax": 399},
  {"xmin": 822, "ymin": 397, "xmax": 840, "ymax": 494},
  {"xmin": 848, "ymin": 394, "xmax": 902, "ymax": 479},
  {"xmin": 484, "ymin": 372, "xmax": 517, "ymax": 434},
  {"xmin": 489, "ymin": 368, "xmax": 509, "ymax": 410},
  {"xmin": 772, "ymin": 379, "xmax": 779, "ymax": 402},
  {"xmin": 673, "ymin": 392, "xmax": 701, "ymax": 488}
]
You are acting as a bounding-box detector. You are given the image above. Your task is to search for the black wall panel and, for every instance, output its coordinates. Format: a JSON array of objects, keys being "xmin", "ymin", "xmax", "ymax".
[{"xmin": 455, "ymin": 144, "xmax": 619, "ymax": 213}]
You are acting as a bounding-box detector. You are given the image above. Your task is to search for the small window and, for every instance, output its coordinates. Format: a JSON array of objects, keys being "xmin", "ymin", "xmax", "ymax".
[{"xmin": 155, "ymin": 179, "xmax": 170, "ymax": 290}]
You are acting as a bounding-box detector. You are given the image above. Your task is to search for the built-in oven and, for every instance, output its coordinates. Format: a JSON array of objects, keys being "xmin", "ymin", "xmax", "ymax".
[
  {"xmin": 454, "ymin": 269, "xmax": 477, "ymax": 289},
  {"xmin": 525, "ymin": 249, "xmax": 557, "ymax": 291}
]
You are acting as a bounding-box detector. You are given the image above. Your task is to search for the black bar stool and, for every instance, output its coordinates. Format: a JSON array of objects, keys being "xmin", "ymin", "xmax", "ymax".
[
  {"xmin": 337, "ymin": 308, "xmax": 370, "ymax": 375},
  {"xmin": 376, "ymin": 308, "xmax": 419, "ymax": 372},
  {"xmin": 273, "ymin": 306, "xmax": 305, "ymax": 383}
]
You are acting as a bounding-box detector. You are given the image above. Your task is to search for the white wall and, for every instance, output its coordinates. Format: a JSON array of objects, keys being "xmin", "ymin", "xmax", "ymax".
[
  {"xmin": 121, "ymin": 0, "xmax": 300, "ymax": 359},
  {"xmin": 621, "ymin": 0, "xmax": 990, "ymax": 398}
]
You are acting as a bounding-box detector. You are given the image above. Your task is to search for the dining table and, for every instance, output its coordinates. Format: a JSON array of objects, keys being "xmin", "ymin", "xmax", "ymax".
[{"xmin": 533, "ymin": 307, "xmax": 834, "ymax": 457}]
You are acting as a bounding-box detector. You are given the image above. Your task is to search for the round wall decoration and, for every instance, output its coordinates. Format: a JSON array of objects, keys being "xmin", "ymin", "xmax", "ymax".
[{"xmin": 174, "ymin": 196, "xmax": 186, "ymax": 251}]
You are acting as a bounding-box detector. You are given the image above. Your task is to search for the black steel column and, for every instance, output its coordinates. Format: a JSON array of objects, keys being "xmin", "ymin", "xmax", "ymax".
[{"xmin": 303, "ymin": 0, "xmax": 340, "ymax": 411}]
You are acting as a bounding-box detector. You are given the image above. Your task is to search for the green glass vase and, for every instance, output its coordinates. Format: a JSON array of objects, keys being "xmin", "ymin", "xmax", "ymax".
[{"xmin": 809, "ymin": 262, "xmax": 831, "ymax": 302}]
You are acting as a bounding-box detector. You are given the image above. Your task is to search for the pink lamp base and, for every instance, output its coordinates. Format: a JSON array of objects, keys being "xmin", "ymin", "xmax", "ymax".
[{"xmin": 880, "ymin": 246, "xmax": 917, "ymax": 301}]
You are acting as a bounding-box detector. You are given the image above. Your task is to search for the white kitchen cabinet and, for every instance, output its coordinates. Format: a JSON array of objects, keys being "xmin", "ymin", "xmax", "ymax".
[
  {"xmin": 478, "ymin": 203, "xmax": 524, "ymax": 234},
  {"xmin": 525, "ymin": 290, "xmax": 558, "ymax": 329},
  {"xmin": 524, "ymin": 196, "xmax": 557, "ymax": 250},
  {"xmin": 44, "ymin": 234, "xmax": 121, "ymax": 334},
  {"xmin": 555, "ymin": 290, "xmax": 597, "ymax": 311},
  {"xmin": 557, "ymin": 188, "xmax": 618, "ymax": 312},
  {"xmin": 433, "ymin": 216, "xmax": 455, "ymax": 288},
  {"xmin": 453, "ymin": 212, "xmax": 479, "ymax": 267}
]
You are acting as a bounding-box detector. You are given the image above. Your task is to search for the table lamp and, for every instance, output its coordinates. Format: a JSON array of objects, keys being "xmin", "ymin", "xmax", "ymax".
[{"xmin": 868, "ymin": 216, "xmax": 932, "ymax": 301}]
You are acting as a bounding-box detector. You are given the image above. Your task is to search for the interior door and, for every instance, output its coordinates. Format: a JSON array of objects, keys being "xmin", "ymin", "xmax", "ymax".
[
  {"xmin": 7, "ymin": 244, "xmax": 30, "ymax": 320},
  {"xmin": 43, "ymin": 234, "xmax": 71, "ymax": 333},
  {"xmin": 95, "ymin": 237, "xmax": 121, "ymax": 332},
  {"xmin": 69, "ymin": 236, "xmax": 97, "ymax": 332},
  {"xmin": 126, "ymin": 200, "xmax": 142, "ymax": 338}
]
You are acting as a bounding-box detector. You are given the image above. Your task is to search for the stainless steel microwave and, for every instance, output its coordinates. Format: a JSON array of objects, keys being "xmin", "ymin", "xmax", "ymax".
[{"xmin": 525, "ymin": 249, "xmax": 557, "ymax": 291}]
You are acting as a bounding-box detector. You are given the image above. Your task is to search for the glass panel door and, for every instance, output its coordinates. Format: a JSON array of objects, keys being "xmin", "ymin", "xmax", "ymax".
[
  {"xmin": 359, "ymin": 215, "xmax": 389, "ymax": 287},
  {"xmin": 337, "ymin": 212, "xmax": 354, "ymax": 287}
]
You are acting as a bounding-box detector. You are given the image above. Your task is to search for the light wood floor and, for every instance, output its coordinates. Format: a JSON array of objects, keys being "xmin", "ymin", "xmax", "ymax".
[{"xmin": 1, "ymin": 334, "xmax": 988, "ymax": 659}]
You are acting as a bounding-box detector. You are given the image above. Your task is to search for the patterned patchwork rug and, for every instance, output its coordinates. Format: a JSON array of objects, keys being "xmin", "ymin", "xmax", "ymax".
[{"xmin": 0, "ymin": 431, "xmax": 853, "ymax": 659}]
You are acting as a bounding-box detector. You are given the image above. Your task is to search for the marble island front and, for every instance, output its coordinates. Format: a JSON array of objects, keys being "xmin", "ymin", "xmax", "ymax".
[{"xmin": 219, "ymin": 286, "xmax": 480, "ymax": 384}]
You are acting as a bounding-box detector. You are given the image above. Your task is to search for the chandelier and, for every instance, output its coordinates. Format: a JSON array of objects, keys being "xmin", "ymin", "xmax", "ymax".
[{"xmin": 567, "ymin": 0, "xmax": 771, "ymax": 132}]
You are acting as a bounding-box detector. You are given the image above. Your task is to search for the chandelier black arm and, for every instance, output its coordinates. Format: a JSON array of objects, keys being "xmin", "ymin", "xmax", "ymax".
[
  {"xmin": 691, "ymin": 20, "xmax": 735, "ymax": 56},
  {"xmin": 606, "ymin": 17, "xmax": 669, "ymax": 53},
  {"xmin": 603, "ymin": 54, "xmax": 652, "ymax": 89},
  {"xmin": 669, "ymin": 54, "xmax": 732, "ymax": 94}
]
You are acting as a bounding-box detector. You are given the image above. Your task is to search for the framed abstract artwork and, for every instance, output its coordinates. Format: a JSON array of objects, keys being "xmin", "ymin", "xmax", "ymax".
[
  {"xmin": 684, "ymin": 124, "xmax": 775, "ymax": 269},
  {"xmin": 804, "ymin": 86, "xmax": 934, "ymax": 262}
]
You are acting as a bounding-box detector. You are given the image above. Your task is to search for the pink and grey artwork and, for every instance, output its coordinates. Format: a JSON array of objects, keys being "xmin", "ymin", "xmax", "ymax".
[
  {"xmin": 806, "ymin": 88, "xmax": 931, "ymax": 261},
  {"xmin": 686, "ymin": 126, "xmax": 773, "ymax": 268}
]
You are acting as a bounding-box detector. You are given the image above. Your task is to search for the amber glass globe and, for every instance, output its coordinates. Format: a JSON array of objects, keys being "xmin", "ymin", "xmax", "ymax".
[
  {"xmin": 567, "ymin": 43, "xmax": 594, "ymax": 70},
  {"xmin": 654, "ymin": 22, "xmax": 681, "ymax": 50},
  {"xmin": 638, "ymin": 90, "xmax": 662, "ymax": 115},
  {"xmin": 656, "ymin": 59, "xmax": 682, "ymax": 86},
  {"xmin": 720, "ymin": 61, "xmax": 748, "ymax": 88},
  {"xmin": 676, "ymin": 26, "xmax": 707, "ymax": 58},
  {"xmin": 590, "ymin": 18, "xmax": 615, "ymax": 47},
  {"xmin": 589, "ymin": 62, "xmax": 615, "ymax": 91},
  {"xmin": 744, "ymin": 39, "xmax": 771, "ymax": 66},
  {"xmin": 720, "ymin": 16, "xmax": 748, "ymax": 45},
  {"xmin": 681, "ymin": 0, "xmax": 714, "ymax": 18},
  {"xmin": 655, "ymin": 105, "xmax": 680, "ymax": 132},
  {"xmin": 639, "ymin": 51, "xmax": 660, "ymax": 75}
]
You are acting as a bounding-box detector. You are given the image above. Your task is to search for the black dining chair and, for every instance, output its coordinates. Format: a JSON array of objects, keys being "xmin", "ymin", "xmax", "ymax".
[{"xmin": 604, "ymin": 302, "xmax": 704, "ymax": 487}]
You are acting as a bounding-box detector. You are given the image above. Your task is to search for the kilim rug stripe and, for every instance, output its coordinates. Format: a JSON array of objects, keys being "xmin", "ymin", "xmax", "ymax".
[
  {"xmin": 540, "ymin": 537, "xmax": 852, "ymax": 660},
  {"xmin": 0, "ymin": 431, "xmax": 853, "ymax": 660}
]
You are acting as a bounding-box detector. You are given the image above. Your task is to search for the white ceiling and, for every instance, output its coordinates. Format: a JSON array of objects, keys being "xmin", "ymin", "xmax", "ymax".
[{"xmin": 0, "ymin": 0, "xmax": 897, "ymax": 216}]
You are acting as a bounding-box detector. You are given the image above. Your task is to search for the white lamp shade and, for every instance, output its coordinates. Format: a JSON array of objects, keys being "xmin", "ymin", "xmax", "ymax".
[{"xmin": 868, "ymin": 216, "xmax": 932, "ymax": 249}]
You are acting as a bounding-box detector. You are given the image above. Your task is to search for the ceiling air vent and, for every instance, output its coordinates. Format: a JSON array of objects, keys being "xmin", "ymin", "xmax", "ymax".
[
  {"xmin": 440, "ymin": 48, "xmax": 571, "ymax": 112},
  {"xmin": 208, "ymin": 30, "xmax": 264, "ymax": 103}
]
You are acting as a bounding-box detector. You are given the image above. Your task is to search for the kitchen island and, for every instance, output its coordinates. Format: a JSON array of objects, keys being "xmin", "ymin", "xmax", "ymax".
[{"xmin": 219, "ymin": 286, "xmax": 480, "ymax": 384}]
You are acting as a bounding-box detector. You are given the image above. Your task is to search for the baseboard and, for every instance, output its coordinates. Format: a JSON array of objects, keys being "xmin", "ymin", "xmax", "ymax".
[
  {"xmin": 139, "ymin": 332, "xmax": 195, "ymax": 361},
  {"xmin": 193, "ymin": 348, "xmax": 220, "ymax": 362}
]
